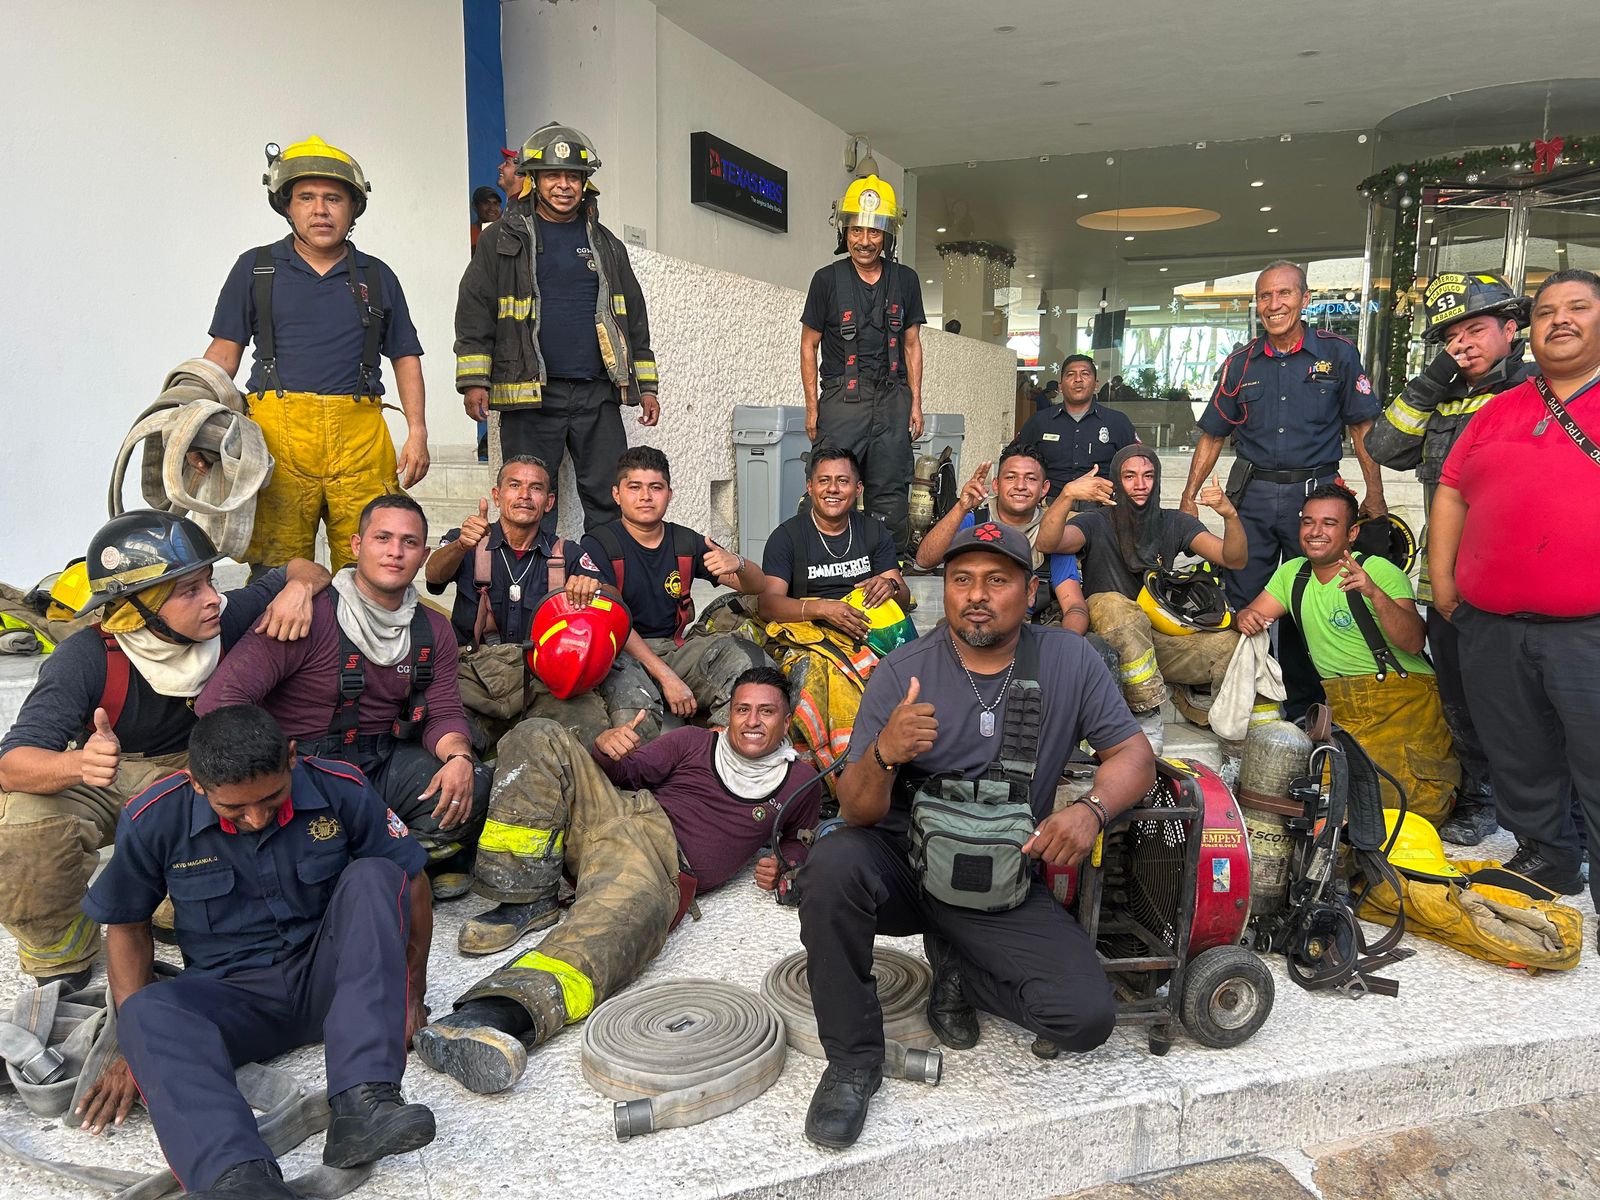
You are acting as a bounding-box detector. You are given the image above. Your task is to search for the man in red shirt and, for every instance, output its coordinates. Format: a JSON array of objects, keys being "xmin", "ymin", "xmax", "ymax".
[{"xmin": 1430, "ymin": 269, "xmax": 1600, "ymax": 902}]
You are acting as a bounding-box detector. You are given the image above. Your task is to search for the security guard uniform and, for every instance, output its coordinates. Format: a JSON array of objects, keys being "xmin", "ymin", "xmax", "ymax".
[
  {"xmin": 83, "ymin": 758, "xmax": 427, "ymax": 1194},
  {"xmin": 1016, "ymin": 399, "xmax": 1138, "ymax": 499},
  {"xmin": 1199, "ymin": 325, "xmax": 1378, "ymax": 710}
]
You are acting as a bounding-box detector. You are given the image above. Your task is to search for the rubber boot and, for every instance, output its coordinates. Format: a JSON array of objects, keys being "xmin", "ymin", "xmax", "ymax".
[
  {"xmin": 457, "ymin": 898, "xmax": 560, "ymax": 956},
  {"xmin": 188, "ymin": 1159, "xmax": 295, "ymax": 1199},
  {"xmin": 321, "ymin": 1083, "xmax": 436, "ymax": 1168},
  {"xmin": 414, "ymin": 1005, "xmax": 530, "ymax": 1095}
]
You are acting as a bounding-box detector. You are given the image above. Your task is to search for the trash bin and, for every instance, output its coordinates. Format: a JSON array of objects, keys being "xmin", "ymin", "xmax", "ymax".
[
  {"xmin": 912, "ymin": 413, "xmax": 965, "ymax": 477},
  {"xmin": 732, "ymin": 404, "xmax": 810, "ymax": 563}
]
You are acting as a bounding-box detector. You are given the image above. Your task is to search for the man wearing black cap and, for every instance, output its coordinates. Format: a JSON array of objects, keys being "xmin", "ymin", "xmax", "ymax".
[{"xmin": 796, "ymin": 520, "xmax": 1155, "ymax": 1149}]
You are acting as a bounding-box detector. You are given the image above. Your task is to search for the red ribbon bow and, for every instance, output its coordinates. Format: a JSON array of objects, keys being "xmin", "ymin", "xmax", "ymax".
[{"xmin": 1534, "ymin": 137, "xmax": 1565, "ymax": 175}]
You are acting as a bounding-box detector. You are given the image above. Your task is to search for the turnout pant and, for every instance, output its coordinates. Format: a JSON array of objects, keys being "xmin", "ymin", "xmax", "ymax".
[
  {"xmin": 300, "ymin": 734, "xmax": 490, "ymax": 861},
  {"xmin": 799, "ymin": 825, "xmax": 1116, "ymax": 1070},
  {"xmin": 1426, "ymin": 606, "xmax": 1494, "ymax": 808},
  {"xmin": 0, "ymin": 752, "xmax": 187, "ymax": 978},
  {"xmin": 118, "ymin": 858, "xmax": 414, "ymax": 1192},
  {"xmin": 599, "ymin": 633, "xmax": 770, "ymax": 743},
  {"xmin": 1226, "ymin": 473, "xmax": 1337, "ymax": 720},
  {"xmin": 497, "ymin": 378, "xmax": 627, "ymax": 535},
  {"xmin": 455, "ymin": 642, "xmax": 611, "ymax": 752},
  {"xmin": 1320, "ymin": 672, "xmax": 1460, "ymax": 824},
  {"xmin": 815, "ymin": 375, "xmax": 914, "ymax": 553},
  {"xmin": 1087, "ymin": 592, "xmax": 1239, "ymax": 714},
  {"xmin": 244, "ymin": 391, "xmax": 399, "ymax": 572},
  {"xmin": 457, "ymin": 719, "xmax": 682, "ymax": 1039},
  {"xmin": 1454, "ymin": 605, "xmax": 1600, "ymax": 906}
]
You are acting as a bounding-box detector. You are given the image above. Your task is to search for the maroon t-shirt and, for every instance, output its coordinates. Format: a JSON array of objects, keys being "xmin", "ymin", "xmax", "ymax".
[
  {"xmin": 593, "ymin": 727, "xmax": 820, "ymax": 891},
  {"xmin": 197, "ymin": 592, "xmax": 470, "ymax": 754}
]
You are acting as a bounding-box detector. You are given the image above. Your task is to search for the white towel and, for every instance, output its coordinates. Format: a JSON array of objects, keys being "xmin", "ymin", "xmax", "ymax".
[{"xmin": 1209, "ymin": 631, "xmax": 1286, "ymax": 742}]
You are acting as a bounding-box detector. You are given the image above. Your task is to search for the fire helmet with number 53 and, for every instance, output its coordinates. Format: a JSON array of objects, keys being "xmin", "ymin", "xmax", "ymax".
[{"xmin": 1422, "ymin": 272, "xmax": 1530, "ymax": 343}]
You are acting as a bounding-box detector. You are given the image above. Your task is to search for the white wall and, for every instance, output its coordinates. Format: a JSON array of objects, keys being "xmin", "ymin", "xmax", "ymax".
[
  {"xmin": 500, "ymin": 0, "xmax": 905, "ymax": 293},
  {"xmin": 0, "ymin": 1, "xmax": 468, "ymax": 582}
]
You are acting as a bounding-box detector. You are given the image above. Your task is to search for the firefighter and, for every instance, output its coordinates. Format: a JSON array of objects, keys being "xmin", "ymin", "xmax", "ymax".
[
  {"xmin": 205, "ymin": 136, "xmax": 429, "ymax": 575},
  {"xmin": 801, "ymin": 176, "xmax": 927, "ymax": 553},
  {"xmin": 1365, "ymin": 272, "xmax": 1531, "ymax": 845},
  {"xmin": 456, "ymin": 123, "xmax": 659, "ymax": 534}
]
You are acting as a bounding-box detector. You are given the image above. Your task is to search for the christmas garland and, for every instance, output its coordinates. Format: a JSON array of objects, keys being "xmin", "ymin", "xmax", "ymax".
[{"xmin": 934, "ymin": 239, "xmax": 1017, "ymax": 268}]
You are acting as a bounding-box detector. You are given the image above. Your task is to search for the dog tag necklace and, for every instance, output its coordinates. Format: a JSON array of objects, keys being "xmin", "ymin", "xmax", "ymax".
[
  {"xmin": 499, "ymin": 546, "xmax": 536, "ymax": 603},
  {"xmin": 950, "ymin": 634, "xmax": 1016, "ymax": 738}
]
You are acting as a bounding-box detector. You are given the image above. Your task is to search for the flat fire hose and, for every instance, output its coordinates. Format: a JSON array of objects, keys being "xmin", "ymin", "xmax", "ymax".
[
  {"xmin": 580, "ymin": 979, "xmax": 787, "ymax": 1141},
  {"xmin": 760, "ymin": 948, "xmax": 943, "ymax": 1084}
]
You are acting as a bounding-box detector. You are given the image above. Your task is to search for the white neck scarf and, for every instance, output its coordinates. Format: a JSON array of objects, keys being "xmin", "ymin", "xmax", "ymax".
[
  {"xmin": 712, "ymin": 731, "xmax": 797, "ymax": 800},
  {"xmin": 331, "ymin": 568, "xmax": 417, "ymax": 667},
  {"xmin": 113, "ymin": 595, "xmax": 228, "ymax": 698}
]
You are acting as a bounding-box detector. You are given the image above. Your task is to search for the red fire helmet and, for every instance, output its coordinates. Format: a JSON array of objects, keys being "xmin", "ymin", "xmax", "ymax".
[{"xmin": 525, "ymin": 586, "xmax": 633, "ymax": 699}]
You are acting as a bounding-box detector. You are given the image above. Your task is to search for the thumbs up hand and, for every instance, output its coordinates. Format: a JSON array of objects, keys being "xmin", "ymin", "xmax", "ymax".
[
  {"xmin": 1062, "ymin": 464, "xmax": 1114, "ymax": 506},
  {"xmin": 1197, "ymin": 475, "xmax": 1235, "ymax": 518},
  {"xmin": 876, "ymin": 676, "xmax": 938, "ymax": 767},
  {"xmin": 460, "ymin": 498, "xmax": 491, "ymax": 549},
  {"xmin": 594, "ymin": 709, "xmax": 650, "ymax": 761},
  {"xmin": 80, "ymin": 707, "xmax": 122, "ymax": 788}
]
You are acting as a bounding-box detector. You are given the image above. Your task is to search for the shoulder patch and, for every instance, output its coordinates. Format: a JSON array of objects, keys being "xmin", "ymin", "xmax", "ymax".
[
  {"xmin": 386, "ymin": 809, "xmax": 410, "ymax": 839},
  {"xmin": 304, "ymin": 757, "xmax": 370, "ymax": 787},
  {"xmin": 1356, "ymin": 374, "xmax": 1373, "ymax": 394},
  {"xmin": 127, "ymin": 772, "xmax": 190, "ymax": 821}
]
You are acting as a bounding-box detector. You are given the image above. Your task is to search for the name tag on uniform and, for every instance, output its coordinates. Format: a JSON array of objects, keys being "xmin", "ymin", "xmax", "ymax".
[{"xmin": 1041, "ymin": 433, "xmax": 1061, "ymax": 442}]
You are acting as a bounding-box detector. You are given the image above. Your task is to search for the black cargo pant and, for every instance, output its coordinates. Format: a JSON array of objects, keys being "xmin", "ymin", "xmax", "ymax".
[
  {"xmin": 1426, "ymin": 605, "xmax": 1494, "ymax": 806},
  {"xmin": 798, "ymin": 825, "xmax": 1116, "ymax": 1069},
  {"xmin": 498, "ymin": 378, "xmax": 627, "ymax": 535},
  {"xmin": 815, "ymin": 375, "xmax": 913, "ymax": 553},
  {"xmin": 1454, "ymin": 604, "xmax": 1600, "ymax": 906}
]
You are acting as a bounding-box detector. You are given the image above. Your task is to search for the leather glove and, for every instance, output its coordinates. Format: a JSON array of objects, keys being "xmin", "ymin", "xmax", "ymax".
[{"xmin": 1420, "ymin": 348, "xmax": 1460, "ymax": 390}]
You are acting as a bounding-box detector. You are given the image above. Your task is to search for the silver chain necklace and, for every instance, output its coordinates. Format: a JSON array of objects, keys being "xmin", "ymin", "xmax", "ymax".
[
  {"xmin": 948, "ymin": 631, "xmax": 1016, "ymax": 738},
  {"xmin": 810, "ymin": 510, "xmax": 854, "ymax": 560},
  {"xmin": 498, "ymin": 545, "xmax": 538, "ymax": 603}
]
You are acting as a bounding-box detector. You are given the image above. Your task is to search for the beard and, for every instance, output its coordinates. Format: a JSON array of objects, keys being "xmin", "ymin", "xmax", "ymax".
[{"xmin": 954, "ymin": 622, "xmax": 1005, "ymax": 649}]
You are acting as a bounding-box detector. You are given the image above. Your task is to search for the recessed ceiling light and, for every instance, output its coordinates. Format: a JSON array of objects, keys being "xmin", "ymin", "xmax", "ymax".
[
  {"xmin": 1250, "ymin": 180, "xmax": 1265, "ymax": 187},
  {"xmin": 1076, "ymin": 193, "xmax": 1088, "ymax": 200},
  {"xmin": 1267, "ymin": 227, "xmax": 1279, "ymax": 233},
  {"xmin": 1124, "ymin": 235, "xmax": 1135, "ymax": 242},
  {"xmin": 1298, "ymin": 49, "xmax": 1320, "ymax": 57},
  {"xmin": 967, "ymin": 161, "xmax": 977, "ymax": 168},
  {"xmin": 1026, "ymin": 273, "xmax": 1036, "ymax": 279},
  {"xmin": 1358, "ymin": 134, "xmax": 1369, "ymax": 144},
  {"xmin": 1074, "ymin": 121, "xmax": 1092, "ymax": 127},
  {"xmin": 1040, "ymin": 80, "xmax": 1060, "ymax": 87},
  {"xmin": 1260, "ymin": 205, "xmax": 1273, "ymax": 212},
  {"xmin": 1558, "ymin": 246, "xmax": 1568, "ymax": 254},
  {"xmin": 994, "ymin": 24, "xmax": 1016, "ymax": 32},
  {"xmin": 1159, "ymin": 267, "xmax": 1169, "ymax": 272},
  {"xmin": 936, "ymin": 226, "xmax": 947, "ymax": 233},
  {"xmin": 1039, "ymin": 155, "xmax": 1050, "ymax": 162},
  {"xmin": 1305, "ymin": 99, "xmax": 1325, "ymax": 106}
]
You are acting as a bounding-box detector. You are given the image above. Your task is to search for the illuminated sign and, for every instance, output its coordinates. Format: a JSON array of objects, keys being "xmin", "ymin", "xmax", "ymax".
[{"xmin": 690, "ymin": 131, "xmax": 788, "ymax": 234}]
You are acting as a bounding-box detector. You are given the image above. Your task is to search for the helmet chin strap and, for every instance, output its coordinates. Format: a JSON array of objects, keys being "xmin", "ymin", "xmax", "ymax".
[{"xmin": 128, "ymin": 595, "xmax": 198, "ymax": 646}]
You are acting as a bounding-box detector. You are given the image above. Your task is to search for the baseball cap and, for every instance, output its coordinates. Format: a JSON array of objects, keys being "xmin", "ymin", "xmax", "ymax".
[
  {"xmin": 500, "ymin": 147, "xmax": 518, "ymax": 160},
  {"xmin": 942, "ymin": 521, "xmax": 1033, "ymax": 572}
]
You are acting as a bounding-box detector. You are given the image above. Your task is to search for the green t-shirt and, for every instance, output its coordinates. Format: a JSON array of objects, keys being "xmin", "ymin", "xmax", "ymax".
[{"xmin": 1265, "ymin": 555, "xmax": 1434, "ymax": 680}]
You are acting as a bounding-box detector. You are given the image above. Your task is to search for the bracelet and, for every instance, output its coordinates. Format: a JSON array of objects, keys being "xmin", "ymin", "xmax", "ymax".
[
  {"xmin": 444, "ymin": 752, "xmax": 475, "ymax": 767},
  {"xmin": 1076, "ymin": 793, "xmax": 1109, "ymax": 831},
  {"xmin": 871, "ymin": 739, "xmax": 897, "ymax": 773},
  {"xmin": 800, "ymin": 598, "xmax": 810, "ymax": 620}
]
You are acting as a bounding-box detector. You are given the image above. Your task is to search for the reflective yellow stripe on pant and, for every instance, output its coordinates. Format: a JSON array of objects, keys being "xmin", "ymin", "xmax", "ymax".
[{"xmin": 244, "ymin": 391, "xmax": 400, "ymax": 570}]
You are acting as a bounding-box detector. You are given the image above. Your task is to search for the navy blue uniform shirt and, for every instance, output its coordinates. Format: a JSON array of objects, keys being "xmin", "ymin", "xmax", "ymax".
[
  {"xmin": 209, "ymin": 235, "xmax": 424, "ymax": 396},
  {"xmin": 84, "ymin": 758, "xmax": 427, "ymax": 977},
  {"xmin": 1198, "ymin": 327, "xmax": 1379, "ymax": 470},
  {"xmin": 427, "ymin": 523, "xmax": 566, "ymax": 647},
  {"xmin": 535, "ymin": 217, "xmax": 606, "ymax": 380},
  {"xmin": 1016, "ymin": 400, "xmax": 1139, "ymax": 494}
]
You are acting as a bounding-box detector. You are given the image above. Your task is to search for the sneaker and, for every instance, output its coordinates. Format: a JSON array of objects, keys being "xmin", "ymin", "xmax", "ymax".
[
  {"xmin": 322, "ymin": 1082, "xmax": 436, "ymax": 1168},
  {"xmin": 1503, "ymin": 847, "xmax": 1585, "ymax": 896},
  {"xmin": 803, "ymin": 1065, "xmax": 882, "ymax": 1149},
  {"xmin": 1438, "ymin": 804, "xmax": 1499, "ymax": 847}
]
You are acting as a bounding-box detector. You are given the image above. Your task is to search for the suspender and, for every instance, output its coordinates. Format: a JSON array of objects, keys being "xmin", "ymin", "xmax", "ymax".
[
  {"xmin": 328, "ymin": 597, "xmax": 435, "ymax": 747},
  {"xmin": 590, "ymin": 523, "xmax": 700, "ymax": 644},
  {"xmin": 251, "ymin": 242, "xmax": 388, "ymax": 401},
  {"xmin": 832, "ymin": 259, "xmax": 903, "ymax": 399},
  {"xmin": 1290, "ymin": 556, "xmax": 1407, "ymax": 683},
  {"xmin": 98, "ymin": 634, "xmax": 130, "ymax": 731},
  {"xmin": 472, "ymin": 534, "xmax": 567, "ymax": 646}
]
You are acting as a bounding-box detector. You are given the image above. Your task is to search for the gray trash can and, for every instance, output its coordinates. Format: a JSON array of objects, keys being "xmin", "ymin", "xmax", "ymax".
[
  {"xmin": 733, "ymin": 404, "xmax": 810, "ymax": 564},
  {"xmin": 912, "ymin": 413, "xmax": 965, "ymax": 476}
]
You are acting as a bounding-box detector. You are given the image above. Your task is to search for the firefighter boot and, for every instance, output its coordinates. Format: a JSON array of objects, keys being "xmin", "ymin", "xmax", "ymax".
[
  {"xmin": 457, "ymin": 898, "xmax": 560, "ymax": 956},
  {"xmin": 322, "ymin": 1082, "xmax": 436, "ymax": 1168},
  {"xmin": 1438, "ymin": 803, "xmax": 1499, "ymax": 846},
  {"xmin": 413, "ymin": 1000, "xmax": 531, "ymax": 1095},
  {"xmin": 924, "ymin": 933, "xmax": 979, "ymax": 1050}
]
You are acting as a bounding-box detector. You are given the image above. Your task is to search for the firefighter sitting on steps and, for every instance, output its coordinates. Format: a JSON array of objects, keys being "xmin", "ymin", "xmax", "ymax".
[
  {"xmin": 0, "ymin": 512, "xmax": 327, "ymax": 989},
  {"xmin": 204, "ymin": 136, "xmax": 429, "ymax": 575},
  {"xmin": 416, "ymin": 667, "xmax": 820, "ymax": 1093},
  {"xmin": 424, "ymin": 454, "xmax": 609, "ymax": 750}
]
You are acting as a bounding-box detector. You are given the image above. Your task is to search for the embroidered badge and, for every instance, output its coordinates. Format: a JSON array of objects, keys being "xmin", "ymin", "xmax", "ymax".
[
  {"xmin": 974, "ymin": 523, "xmax": 1004, "ymax": 542},
  {"xmin": 665, "ymin": 568, "xmax": 684, "ymax": 598},
  {"xmin": 752, "ymin": 806, "xmax": 767, "ymax": 823},
  {"xmin": 578, "ymin": 552, "xmax": 599, "ymax": 572},
  {"xmin": 1098, "ymin": 427, "xmax": 1110, "ymax": 443},
  {"xmin": 386, "ymin": 809, "xmax": 409, "ymax": 839},
  {"xmin": 308, "ymin": 816, "xmax": 341, "ymax": 842},
  {"xmin": 1356, "ymin": 374, "xmax": 1373, "ymax": 395}
]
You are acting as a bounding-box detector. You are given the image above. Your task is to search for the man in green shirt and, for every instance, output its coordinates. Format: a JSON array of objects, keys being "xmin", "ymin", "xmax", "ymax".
[{"xmin": 1236, "ymin": 484, "xmax": 1459, "ymax": 824}]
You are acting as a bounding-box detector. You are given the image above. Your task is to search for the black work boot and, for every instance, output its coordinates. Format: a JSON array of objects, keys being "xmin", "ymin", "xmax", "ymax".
[
  {"xmin": 457, "ymin": 899, "xmax": 560, "ymax": 956},
  {"xmin": 924, "ymin": 934, "xmax": 979, "ymax": 1050},
  {"xmin": 322, "ymin": 1082, "xmax": 436, "ymax": 1168},
  {"xmin": 31, "ymin": 965, "xmax": 92, "ymax": 994},
  {"xmin": 1504, "ymin": 846, "xmax": 1586, "ymax": 896},
  {"xmin": 1438, "ymin": 803, "xmax": 1499, "ymax": 846},
  {"xmin": 188, "ymin": 1159, "xmax": 295, "ymax": 1199},
  {"xmin": 414, "ymin": 1005, "xmax": 529, "ymax": 1095},
  {"xmin": 804, "ymin": 1064, "xmax": 882, "ymax": 1149}
]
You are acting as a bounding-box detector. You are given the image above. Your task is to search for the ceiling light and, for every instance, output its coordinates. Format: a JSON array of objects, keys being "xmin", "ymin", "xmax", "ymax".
[
  {"xmin": 1279, "ymin": 133, "xmax": 1292, "ymax": 143},
  {"xmin": 1267, "ymin": 227, "xmax": 1279, "ymax": 233},
  {"xmin": 993, "ymin": 24, "xmax": 1016, "ymax": 32},
  {"xmin": 1039, "ymin": 155, "xmax": 1050, "ymax": 162},
  {"xmin": 935, "ymin": 226, "xmax": 947, "ymax": 233},
  {"xmin": 1250, "ymin": 180, "xmax": 1264, "ymax": 187},
  {"xmin": 1040, "ymin": 80, "xmax": 1059, "ymax": 87},
  {"xmin": 1305, "ymin": 99, "xmax": 1325, "ymax": 106},
  {"xmin": 1076, "ymin": 193, "xmax": 1088, "ymax": 200},
  {"xmin": 1558, "ymin": 246, "xmax": 1568, "ymax": 254},
  {"xmin": 1124, "ymin": 235, "xmax": 1135, "ymax": 242},
  {"xmin": 1298, "ymin": 49, "xmax": 1320, "ymax": 57},
  {"xmin": 1259, "ymin": 205, "xmax": 1273, "ymax": 212},
  {"xmin": 1105, "ymin": 156, "xmax": 1115, "ymax": 165},
  {"xmin": 1358, "ymin": 134, "xmax": 1369, "ymax": 144},
  {"xmin": 1159, "ymin": 267, "xmax": 1169, "ymax": 272},
  {"xmin": 925, "ymin": 278, "xmax": 934, "ymax": 284},
  {"xmin": 1026, "ymin": 273, "xmax": 1036, "ymax": 279},
  {"xmin": 1195, "ymin": 141, "xmax": 1207, "ymax": 150}
]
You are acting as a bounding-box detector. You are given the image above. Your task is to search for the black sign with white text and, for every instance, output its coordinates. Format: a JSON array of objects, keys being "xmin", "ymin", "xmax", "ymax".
[{"xmin": 690, "ymin": 131, "xmax": 788, "ymax": 233}]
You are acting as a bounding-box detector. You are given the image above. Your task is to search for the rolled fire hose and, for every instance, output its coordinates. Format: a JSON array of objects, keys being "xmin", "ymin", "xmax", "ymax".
[
  {"xmin": 580, "ymin": 979, "xmax": 787, "ymax": 1141},
  {"xmin": 760, "ymin": 948, "xmax": 943, "ymax": 1084}
]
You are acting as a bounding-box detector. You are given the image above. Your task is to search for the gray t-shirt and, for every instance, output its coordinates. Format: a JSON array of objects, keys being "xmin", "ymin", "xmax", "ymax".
[{"xmin": 847, "ymin": 623, "xmax": 1139, "ymax": 834}]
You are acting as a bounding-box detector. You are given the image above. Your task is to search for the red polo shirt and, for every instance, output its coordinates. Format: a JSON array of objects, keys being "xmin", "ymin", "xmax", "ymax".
[{"xmin": 1440, "ymin": 375, "xmax": 1600, "ymax": 617}]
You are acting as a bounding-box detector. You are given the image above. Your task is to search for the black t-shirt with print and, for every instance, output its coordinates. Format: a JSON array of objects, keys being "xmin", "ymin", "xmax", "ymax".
[
  {"xmin": 762, "ymin": 511, "xmax": 897, "ymax": 600},
  {"xmin": 569, "ymin": 522, "xmax": 719, "ymax": 640}
]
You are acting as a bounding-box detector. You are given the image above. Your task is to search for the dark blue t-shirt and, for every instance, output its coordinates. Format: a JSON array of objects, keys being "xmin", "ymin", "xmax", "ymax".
[
  {"xmin": 209, "ymin": 236, "xmax": 423, "ymax": 395},
  {"xmin": 570, "ymin": 523, "xmax": 720, "ymax": 640},
  {"xmin": 535, "ymin": 217, "xmax": 605, "ymax": 380}
]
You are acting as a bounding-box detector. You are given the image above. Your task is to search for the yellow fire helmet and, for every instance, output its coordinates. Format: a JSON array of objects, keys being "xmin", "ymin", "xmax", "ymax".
[
  {"xmin": 1382, "ymin": 808, "xmax": 1466, "ymax": 882},
  {"xmin": 835, "ymin": 174, "xmax": 903, "ymax": 235},
  {"xmin": 264, "ymin": 136, "xmax": 371, "ymax": 218},
  {"xmin": 43, "ymin": 560, "xmax": 91, "ymax": 623},
  {"xmin": 843, "ymin": 587, "xmax": 916, "ymax": 658},
  {"xmin": 1137, "ymin": 565, "xmax": 1235, "ymax": 638}
]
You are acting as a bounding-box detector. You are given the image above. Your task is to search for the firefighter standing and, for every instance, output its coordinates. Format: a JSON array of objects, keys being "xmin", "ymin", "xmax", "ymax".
[
  {"xmin": 801, "ymin": 176, "xmax": 926, "ymax": 554},
  {"xmin": 205, "ymin": 137, "xmax": 429, "ymax": 575},
  {"xmin": 455, "ymin": 123, "xmax": 659, "ymax": 534},
  {"xmin": 1365, "ymin": 272, "xmax": 1532, "ymax": 845}
]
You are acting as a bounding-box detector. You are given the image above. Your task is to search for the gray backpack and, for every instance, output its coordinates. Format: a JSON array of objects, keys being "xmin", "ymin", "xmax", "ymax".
[{"xmin": 907, "ymin": 627, "xmax": 1042, "ymax": 912}]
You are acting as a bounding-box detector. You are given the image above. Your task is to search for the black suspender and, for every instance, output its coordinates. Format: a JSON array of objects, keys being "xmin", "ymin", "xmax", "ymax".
[
  {"xmin": 1290, "ymin": 556, "xmax": 1407, "ymax": 683},
  {"xmin": 250, "ymin": 242, "xmax": 388, "ymax": 400},
  {"xmin": 328, "ymin": 597, "xmax": 436, "ymax": 747},
  {"xmin": 252, "ymin": 246, "xmax": 283, "ymax": 397}
]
